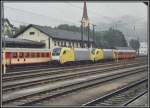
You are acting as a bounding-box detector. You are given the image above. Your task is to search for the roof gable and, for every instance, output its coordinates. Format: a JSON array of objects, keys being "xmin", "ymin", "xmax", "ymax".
[{"xmin": 14, "ymin": 24, "xmax": 94, "ymax": 42}]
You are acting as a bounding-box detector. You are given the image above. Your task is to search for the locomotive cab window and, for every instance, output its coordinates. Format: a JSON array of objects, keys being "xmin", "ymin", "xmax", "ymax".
[
  {"xmin": 63, "ymin": 50, "xmax": 66, "ymax": 55},
  {"xmin": 52, "ymin": 48, "xmax": 61, "ymax": 56},
  {"xmin": 96, "ymin": 51, "xmax": 99, "ymax": 54},
  {"xmin": 91, "ymin": 49, "xmax": 95, "ymax": 54}
]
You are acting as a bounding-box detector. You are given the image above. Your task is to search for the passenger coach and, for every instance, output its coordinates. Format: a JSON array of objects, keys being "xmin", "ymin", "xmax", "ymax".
[{"xmin": 2, "ymin": 48, "xmax": 51, "ymax": 65}]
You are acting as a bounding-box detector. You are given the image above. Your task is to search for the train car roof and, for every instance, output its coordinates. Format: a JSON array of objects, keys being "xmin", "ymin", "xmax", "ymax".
[
  {"xmin": 2, "ymin": 37, "xmax": 45, "ymax": 48},
  {"xmin": 115, "ymin": 47, "xmax": 134, "ymax": 50},
  {"xmin": 3, "ymin": 48, "xmax": 51, "ymax": 52}
]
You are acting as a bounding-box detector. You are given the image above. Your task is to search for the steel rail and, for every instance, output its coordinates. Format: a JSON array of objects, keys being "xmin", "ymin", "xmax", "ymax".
[
  {"xmin": 2, "ymin": 65, "xmax": 147, "ymax": 106},
  {"xmin": 4, "ymin": 56, "xmax": 146, "ymax": 75},
  {"xmin": 2, "ymin": 62, "xmax": 146, "ymax": 93},
  {"xmin": 123, "ymin": 90, "xmax": 148, "ymax": 106},
  {"xmin": 83, "ymin": 78, "xmax": 148, "ymax": 106},
  {"xmin": 3, "ymin": 60, "xmax": 146, "ymax": 82}
]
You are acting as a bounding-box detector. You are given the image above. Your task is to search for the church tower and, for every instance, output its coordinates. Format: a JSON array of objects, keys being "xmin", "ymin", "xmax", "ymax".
[
  {"xmin": 81, "ymin": 0, "xmax": 90, "ymax": 48},
  {"xmin": 81, "ymin": 0, "xmax": 90, "ymax": 27}
]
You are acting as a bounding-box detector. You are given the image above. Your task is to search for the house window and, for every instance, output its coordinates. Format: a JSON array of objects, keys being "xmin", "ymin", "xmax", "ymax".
[
  {"xmin": 69, "ymin": 41, "xmax": 71, "ymax": 47},
  {"xmin": 61, "ymin": 41, "xmax": 63, "ymax": 46},
  {"xmin": 54, "ymin": 41, "xmax": 56, "ymax": 46},
  {"xmin": 76, "ymin": 43, "xmax": 78, "ymax": 48},
  {"xmin": 64, "ymin": 41, "xmax": 66, "ymax": 47},
  {"xmin": 29, "ymin": 32, "xmax": 35, "ymax": 35},
  {"xmin": 57, "ymin": 41, "xmax": 60, "ymax": 46}
]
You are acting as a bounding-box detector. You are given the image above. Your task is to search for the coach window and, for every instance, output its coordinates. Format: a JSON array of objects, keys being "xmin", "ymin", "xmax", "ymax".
[
  {"xmin": 19, "ymin": 52, "xmax": 24, "ymax": 58},
  {"xmin": 46, "ymin": 53, "xmax": 50, "ymax": 57},
  {"xmin": 41, "ymin": 53, "xmax": 45, "ymax": 57},
  {"xmin": 25, "ymin": 52, "xmax": 29, "ymax": 58},
  {"xmin": 13, "ymin": 52, "xmax": 18, "ymax": 58},
  {"xmin": 37, "ymin": 53, "xmax": 40, "ymax": 57},
  {"xmin": 34, "ymin": 53, "xmax": 37, "ymax": 57},
  {"xmin": 31, "ymin": 53, "xmax": 35, "ymax": 58}
]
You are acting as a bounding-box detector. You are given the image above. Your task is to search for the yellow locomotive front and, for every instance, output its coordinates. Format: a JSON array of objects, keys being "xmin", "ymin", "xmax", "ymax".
[
  {"xmin": 90, "ymin": 48, "xmax": 104, "ymax": 62},
  {"xmin": 52, "ymin": 47, "xmax": 75, "ymax": 64}
]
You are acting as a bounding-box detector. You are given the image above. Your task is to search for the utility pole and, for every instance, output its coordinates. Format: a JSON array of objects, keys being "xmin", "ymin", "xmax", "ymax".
[
  {"xmin": 81, "ymin": 21, "xmax": 83, "ymax": 48},
  {"xmin": 92, "ymin": 24, "xmax": 96, "ymax": 47},
  {"xmin": 87, "ymin": 23, "xmax": 90, "ymax": 48},
  {"xmin": 2, "ymin": 1, "xmax": 6, "ymax": 74}
]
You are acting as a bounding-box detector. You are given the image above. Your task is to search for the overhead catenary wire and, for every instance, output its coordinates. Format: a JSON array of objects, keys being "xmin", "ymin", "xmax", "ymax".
[{"xmin": 4, "ymin": 6, "xmax": 81, "ymax": 26}]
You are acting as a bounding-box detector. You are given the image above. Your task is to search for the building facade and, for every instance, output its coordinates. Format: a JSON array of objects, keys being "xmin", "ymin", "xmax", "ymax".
[
  {"xmin": 14, "ymin": 24, "xmax": 94, "ymax": 49},
  {"xmin": 139, "ymin": 42, "xmax": 148, "ymax": 56}
]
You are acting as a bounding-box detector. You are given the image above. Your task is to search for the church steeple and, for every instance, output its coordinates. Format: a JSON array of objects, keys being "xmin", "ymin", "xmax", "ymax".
[
  {"xmin": 82, "ymin": 0, "xmax": 88, "ymax": 20},
  {"xmin": 81, "ymin": 0, "xmax": 90, "ymax": 27}
]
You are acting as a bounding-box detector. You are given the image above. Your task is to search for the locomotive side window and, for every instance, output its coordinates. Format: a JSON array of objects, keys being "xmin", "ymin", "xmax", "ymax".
[{"xmin": 13, "ymin": 52, "xmax": 18, "ymax": 58}]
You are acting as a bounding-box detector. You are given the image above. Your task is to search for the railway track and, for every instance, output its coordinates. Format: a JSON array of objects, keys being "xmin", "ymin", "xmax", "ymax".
[
  {"xmin": 3, "ymin": 58, "xmax": 146, "ymax": 81},
  {"xmin": 83, "ymin": 78, "xmax": 148, "ymax": 106},
  {"xmin": 2, "ymin": 64, "xmax": 147, "ymax": 106},
  {"xmin": 2, "ymin": 61, "xmax": 146, "ymax": 93},
  {"xmin": 3, "ymin": 61, "xmax": 120, "ymax": 78},
  {"xmin": 5, "ymin": 56, "xmax": 147, "ymax": 73}
]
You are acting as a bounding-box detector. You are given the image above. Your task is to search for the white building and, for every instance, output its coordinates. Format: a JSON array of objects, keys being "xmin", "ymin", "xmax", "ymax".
[
  {"xmin": 14, "ymin": 24, "xmax": 94, "ymax": 49},
  {"xmin": 139, "ymin": 42, "xmax": 148, "ymax": 56}
]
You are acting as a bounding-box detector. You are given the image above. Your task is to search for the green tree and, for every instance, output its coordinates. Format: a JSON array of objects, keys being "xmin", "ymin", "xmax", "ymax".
[
  {"xmin": 12, "ymin": 25, "xmax": 27, "ymax": 37},
  {"xmin": 56, "ymin": 24, "xmax": 127, "ymax": 48},
  {"xmin": 56, "ymin": 24, "xmax": 81, "ymax": 32},
  {"xmin": 129, "ymin": 39, "xmax": 140, "ymax": 53},
  {"xmin": 95, "ymin": 28, "xmax": 127, "ymax": 48},
  {"xmin": 5, "ymin": 29, "xmax": 13, "ymax": 38}
]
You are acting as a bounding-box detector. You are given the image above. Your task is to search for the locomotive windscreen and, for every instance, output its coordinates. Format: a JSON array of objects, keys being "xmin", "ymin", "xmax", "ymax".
[{"xmin": 52, "ymin": 48, "xmax": 61, "ymax": 56}]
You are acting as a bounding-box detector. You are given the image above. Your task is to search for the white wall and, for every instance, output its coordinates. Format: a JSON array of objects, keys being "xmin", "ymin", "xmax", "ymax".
[
  {"xmin": 16, "ymin": 26, "xmax": 94, "ymax": 49},
  {"xmin": 17, "ymin": 27, "xmax": 52, "ymax": 49}
]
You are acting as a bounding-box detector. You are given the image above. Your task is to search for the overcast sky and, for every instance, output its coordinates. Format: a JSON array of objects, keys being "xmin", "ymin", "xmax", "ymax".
[{"xmin": 4, "ymin": 1, "xmax": 147, "ymax": 28}]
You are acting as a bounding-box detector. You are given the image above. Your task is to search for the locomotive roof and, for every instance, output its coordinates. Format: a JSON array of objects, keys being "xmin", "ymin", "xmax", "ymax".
[{"xmin": 14, "ymin": 24, "xmax": 94, "ymax": 42}]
